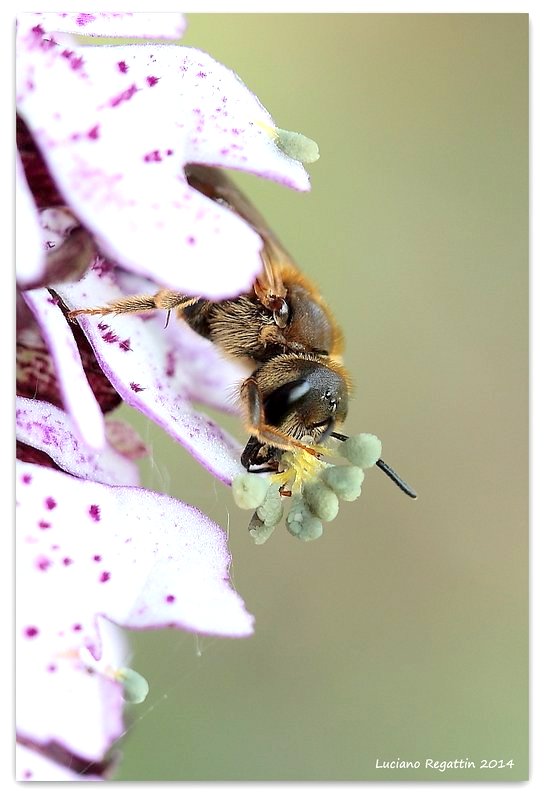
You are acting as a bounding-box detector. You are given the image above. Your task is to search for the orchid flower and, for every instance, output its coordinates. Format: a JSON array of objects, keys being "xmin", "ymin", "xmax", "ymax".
[{"xmin": 15, "ymin": 12, "xmax": 318, "ymax": 780}]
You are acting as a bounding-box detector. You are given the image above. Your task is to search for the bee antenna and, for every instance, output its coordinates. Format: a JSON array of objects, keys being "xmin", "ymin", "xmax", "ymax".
[
  {"xmin": 376, "ymin": 458, "xmax": 418, "ymax": 499},
  {"xmin": 330, "ymin": 432, "xmax": 417, "ymax": 499},
  {"xmin": 164, "ymin": 309, "xmax": 172, "ymax": 329}
]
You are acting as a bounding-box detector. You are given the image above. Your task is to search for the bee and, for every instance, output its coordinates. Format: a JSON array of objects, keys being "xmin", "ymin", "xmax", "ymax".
[{"xmin": 69, "ymin": 164, "xmax": 416, "ymax": 497}]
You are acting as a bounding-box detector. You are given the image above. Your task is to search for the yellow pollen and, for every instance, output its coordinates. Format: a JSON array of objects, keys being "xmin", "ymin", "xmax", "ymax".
[{"xmin": 272, "ymin": 445, "xmax": 331, "ymax": 493}]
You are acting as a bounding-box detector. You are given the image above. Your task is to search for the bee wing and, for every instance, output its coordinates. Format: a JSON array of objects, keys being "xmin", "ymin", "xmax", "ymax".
[{"xmin": 185, "ymin": 164, "xmax": 291, "ymax": 301}]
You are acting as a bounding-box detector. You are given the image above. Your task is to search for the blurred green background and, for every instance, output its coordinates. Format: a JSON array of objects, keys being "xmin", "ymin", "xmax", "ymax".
[{"xmin": 112, "ymin": 14, "xmax": 528, "ymax": 781}]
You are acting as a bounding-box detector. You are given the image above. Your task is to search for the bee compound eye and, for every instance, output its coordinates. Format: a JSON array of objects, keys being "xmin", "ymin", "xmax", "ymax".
[{"xmin": 273, "ymin": 300, "xmax": 289, "ymax": 328}]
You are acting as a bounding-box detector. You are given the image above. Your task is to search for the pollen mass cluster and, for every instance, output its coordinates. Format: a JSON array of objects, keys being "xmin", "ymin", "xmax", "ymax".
[{"xmin": 231, "ymin": 433, "xmax": 382, "ymax": 543}]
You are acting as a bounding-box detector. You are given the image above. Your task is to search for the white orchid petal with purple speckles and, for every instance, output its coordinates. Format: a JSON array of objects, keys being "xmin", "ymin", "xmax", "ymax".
[
  {"xmin": 25, "ymin": 11, "xmax": 186, "ymax": 39},
  {"xmin": 16, "ymin": 153, "xmax": 46, "ymax": 287},
  {"xmin": 17, "ymin": 611, "xmax": 128, "ymax": 765},
  {"xmin": 115, "ymin": 267, "xmax": 250, "ymax": 413},
  {"xmin": 56, "ymin": 267, "xmax": 247, "ymax": 485},
  {"xmin": 16, "ymin": 461, "xmax": 254, "ymax": 755},
  {"xmin": 16, "ymin": 25, "xmax": 309, "ymax": 299},
  {"xmin": 16, "ymin": 396, "xmax": 139, "ymax": 486},
  {"xmin": 16, "ymin": 744, "xmax": 102, "ymax": 782},
  {"xmin": 23, "ymin": 288, "xmax": 106, "ymax": 450}
]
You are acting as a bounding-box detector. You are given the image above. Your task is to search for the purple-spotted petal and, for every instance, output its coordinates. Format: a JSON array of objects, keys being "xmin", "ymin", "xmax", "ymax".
[
  {"xmin": 56, "ymin": 267, "xmax": 247, "ymax": 485},
  {"xmin": 16, "ymin": 27, "xmax": 309, "ymax": 298},
  {"xmin": 16, "ymin": 152, "xmax": 45, "ymax": 288},
  {"xmin": 25, "ymin": 11, "xmax": 186, "ymax": 40},
  {"xmin": 16, "ymin": 396, "xmax": 139, "ymax": 486},
  {"xmin": 16, "ymin": 461, "xmax": 254, "ymax": 757},
  {"xmin": 23, "ymin": 288, "xmax": 106, "ymax": 450},
  {"xmin": 17, "ymin": 612, "xmax": 127, "ymax": 764},
  {"xmin": 115, "ymin": 267, "xmax": 249, "ymax": 413}
]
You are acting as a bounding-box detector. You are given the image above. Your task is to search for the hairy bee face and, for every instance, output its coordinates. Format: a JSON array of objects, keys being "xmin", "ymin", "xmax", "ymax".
[
  {"xmin": 257, "ymin": 355, "xmax": 349, "ymax": 438},
  {"xmin": 240, "ymin": 355, "xmax": 349, "ymax": 470}
]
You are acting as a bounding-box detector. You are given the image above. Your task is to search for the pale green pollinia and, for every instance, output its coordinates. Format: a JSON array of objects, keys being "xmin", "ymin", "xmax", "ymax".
[
  {"xmin": 338, "ymin": 433, "xmax": 382, "ymax": 470},
  {"xmin": 117, "ymin": 667, "xmax": 150, "ymax": 705},
  {"xmin": 286, "ymin": 496, "xmax": 324, "ymax": 542},
  {"xmin": 275, "ymin": 128, "xmax": 320, "ymax": 163},
  {"xmin": 302, "ymin": 480, "xmax": 340, "ymax": 522},
  {"xmin": 232, "ymin": 473, "xmax": 269, "ymax": 511},
  {"xmin": 321, "ymin": 465, "xmax": 364, "ymax": 502}
]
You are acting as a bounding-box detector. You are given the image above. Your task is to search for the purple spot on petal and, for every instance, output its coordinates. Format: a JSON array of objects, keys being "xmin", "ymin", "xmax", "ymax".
[
  {"xmin": 186, "ymin": 235, "xmax": 196, "ymax": 245},
  {"xmin": 36, "ymin": 557, "xmax": 51, "ymax": 571},
  {"xmin": 102, "ymin": 330, "xmax": 119, "ymax": 344},
  {"xmin": 38, "ymin": 520, "xmax": 51, "ymax": 529},
  {"xmin": 119, "ymin": 338, "xmax": 131, "ymax": 351},
  {"xmin": 166, "ymin": 148, "xmax": 174, "ymax": 156},
  {"xmin": 110, "ymin": 84, "xmax": 138, "ymax": 108},
  {"xmin": 47, "ymin": 295, "xmax": 60, "ymax": 304},
  {"xmin": 21, "ymin": 473, "xmax": 32, "ymax": 484},
  {"xmin": 76, "ymin": 13, "xmax": 96, "ymax": 26},
  {"xmin": 88, "ymin": 125, "xmax": 100, "ymax": 140},
  {"xmin": 45, "ymin": 497, "xmax": 57, "ymax": 510},
  {"xmin": 63, "ymin": 557, "xmax": 73, "ymax": 566},
  {"xmin": 93, "ymin": 554, "xmax": 102, "ymax": 562},
  {"xmin": 130, "ymin": 382, "xmax": 145, "ymax": 393},
  {"xmin": 144, "ymin": 150, "xmax": 162, "ymax": 163},
  {"xmin": 99, "ymin": 571, "xmax": 111, "ymax": 583},
  {"xmin": 47, "ymin": 664, "xmax": 57, "ymax": 673},
  {"xmin": 117, "ymin": 61, "xmax": 128, "ymax": 74},
  {"xmin": 89, "ymin": 505, "xmax": 101, "ymax": 522},
  {"xmin": 25, "ymin": 626, "xmax": 39, "ymax": 638},
  {"xmin": 146, "ymin": 75, "xmax": 159, "ymax": 87},
  {"xmin": 196, "ymin": 71, "xmax": 207, "ymax": 78},
  {"xmin": 23, "ymin": 770, "xmax": 33, "ymax": 779},
  {"xmin": 61, "ymin": 49, "xmax": 84, "ymax": 71},
  {"xmin": 165, "ymin": 350, "xmax": 176, "ymax": 377},
  {"xmin": 73, "ymin": 623, "xmax": 82, "ymax": 632},
  {"xmin": 166, "ymin": 594, "xmax": 176, "ymax": 604}
]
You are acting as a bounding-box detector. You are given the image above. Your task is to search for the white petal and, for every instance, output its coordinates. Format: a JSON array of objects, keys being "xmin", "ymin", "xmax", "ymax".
[
  {"xmin": 22, "ymin": 288, "xmax": 106, "ymax": 450},
  {"xmin": 16, "ymin": 396, "xmax": 139, "ymax": 486},
  {"xmin": 17, "ymin": 461, "xmax": 253, "ymax": 758},
  {"xmin": 56, "ymin": 268, "xmax": 247, "ymax": 485},
  {"xmin": 16, "ymin": 152, "xmax": 46, "ymax": 287}
]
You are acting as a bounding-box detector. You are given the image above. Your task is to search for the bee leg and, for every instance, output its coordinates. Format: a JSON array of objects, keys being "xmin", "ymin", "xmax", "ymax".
[
  {"xmin": 67, "ymin": 290, "xmax": 199, "ymax": 321},
  {"xmin": 240, "ymin": 376, "xmax": 318, "ymax": 457}
]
